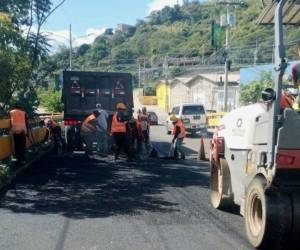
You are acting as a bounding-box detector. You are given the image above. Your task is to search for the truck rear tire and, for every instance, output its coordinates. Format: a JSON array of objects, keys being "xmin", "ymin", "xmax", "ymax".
[
  {"xmin": 210, "ymin": 158, "xmax": 233, "ymax": 209},
  {"xmin": 245, "ymin": 178, "xmax": 292, "ymax": 250}
]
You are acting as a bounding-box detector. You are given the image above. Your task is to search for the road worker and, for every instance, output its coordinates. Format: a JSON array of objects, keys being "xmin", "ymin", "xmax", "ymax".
[
  {"xmin": 138, "ymin": 107, "xmax": 151, "ymax": 152},
  {"xmin": 281, "ymin": 90, "xmax": 295, "ymax": 110},
  {"xmin": 45, "ymin": 118, "xmax": 64, "ymax": 154},
  {"xmin": 10, "ymin": 103, "xmax": 29, "ymax": 164},
  {"xmin": 80, "ymin": 110, "xmax": 101, "ymax": 155},
  {"xmin": 127, "ymin": 116, "xmax": 143, "ymax": 159},
  {"xmin": 111, "ymin": 102, "xmax": 131, "ymax": 160},
  {"xmin": 95, "ymin": 103, "xmax": 109, "ymax": 156},
  {"xmin": 291, "ymin": 41, "xmax": 300, "ymax": 110},
  {"xmin": 170, "ymin": 115, "xmax": 186, "ymax": 160},
  {"xmin": 291, "ymin": 41, "xmax": 300, "ymax": 87}
]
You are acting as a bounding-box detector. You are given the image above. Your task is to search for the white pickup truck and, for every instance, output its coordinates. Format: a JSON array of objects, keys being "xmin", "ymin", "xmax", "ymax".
[{"xmin": 166, "ymin": 103, "xmax": 207, "ymax": 136}]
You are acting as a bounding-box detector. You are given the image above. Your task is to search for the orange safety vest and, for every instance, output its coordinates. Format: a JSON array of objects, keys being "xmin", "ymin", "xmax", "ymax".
[
  {"xmin": 81, "ymin": 114, "xmax": 96, "ymax": 133},
  {"xmin": 10, "ymin": 109, "xmax": 27, "ymax": 134},
  {"xmin": 111, "ymin": 113, "xmax": 126, "ymax": 134},
  {"xmin": 280, "ymin": 93, "xmax": 294, "ymax": 109},
  {"xmin": 172, "ymin": 119, "xmax": 186, "ymax": 139}
]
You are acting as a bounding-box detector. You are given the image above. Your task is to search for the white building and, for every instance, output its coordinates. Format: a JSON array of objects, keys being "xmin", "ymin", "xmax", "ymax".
[{"xmin": 169, "ymin": 73, "xmax": 240, "ymax": 112}]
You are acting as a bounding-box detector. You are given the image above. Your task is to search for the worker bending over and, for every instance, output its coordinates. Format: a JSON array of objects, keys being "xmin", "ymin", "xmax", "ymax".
[
  {"xmin": 111, "ymin": 102, "xmax": 132, "ymax": 161},
  {"xmin": 80, "ymin": 110, "xmax": 101, "ymax": 155},
  {"xmin": 170, "ymin": 115, "xmax": 186, "ymax": 160},
  {"xmin": 10, "ymin": 103, "xmax": 29, "ymax": 164},
  {"xmin": 45, "ymin": 119, "xmax": 64, "ymax": 154}
]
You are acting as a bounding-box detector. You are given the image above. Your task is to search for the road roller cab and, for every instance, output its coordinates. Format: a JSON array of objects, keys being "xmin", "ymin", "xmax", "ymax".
[{"xmin": 209, "ymin": 1, "xmax": 300, "ymax": 249}]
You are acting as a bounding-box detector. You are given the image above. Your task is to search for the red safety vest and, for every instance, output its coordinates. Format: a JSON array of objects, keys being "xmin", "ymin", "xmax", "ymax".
[
  {"xmin": 10, "ymin": 109, "xmax": 27, "ymax": 134},
  {"xmin": 81, "ymin": 114, "xmax": 96, "ymax": 133},
  {"xmin": 111, "ymin": 113, "xmax": 126, "ymax": 134},
  {"xmin": 172, "ymin": 119, "xmax": 186, "ymax": 139}
]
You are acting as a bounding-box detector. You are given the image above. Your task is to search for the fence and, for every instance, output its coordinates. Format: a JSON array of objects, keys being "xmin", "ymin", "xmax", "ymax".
[{"xmin": 0, "ymin": 114, "xmax": 63, "ymax": 161}]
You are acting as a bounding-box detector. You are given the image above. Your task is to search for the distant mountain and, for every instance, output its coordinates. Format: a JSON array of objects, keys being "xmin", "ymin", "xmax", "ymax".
[{"xmin": 50, "ymin": 0, "xmax": 300, "ymax": 87}]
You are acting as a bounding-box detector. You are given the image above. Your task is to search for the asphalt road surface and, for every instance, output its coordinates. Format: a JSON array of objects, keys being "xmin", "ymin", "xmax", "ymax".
[{"xmin": 0, "ymin": 126, "xmax": 254, "ymax": 250}]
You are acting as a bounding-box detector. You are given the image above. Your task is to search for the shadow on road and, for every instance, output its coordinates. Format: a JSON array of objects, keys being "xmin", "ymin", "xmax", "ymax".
[
  {"xmin": 151, "ymin": 141, "xmax": 198, "ymax": 157},
  {"xmin": 0, "ymin": 144, "xmax": 209, "ymax": 219}
]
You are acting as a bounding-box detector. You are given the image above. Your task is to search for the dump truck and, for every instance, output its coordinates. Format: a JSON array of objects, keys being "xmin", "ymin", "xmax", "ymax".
[
  {"xmin": 210, "ymin": 1, "xmax": 300, "ymax": 249},
  {"xmin": 62, "ymin": 71, "xmax": 133, "ymax": 150}
]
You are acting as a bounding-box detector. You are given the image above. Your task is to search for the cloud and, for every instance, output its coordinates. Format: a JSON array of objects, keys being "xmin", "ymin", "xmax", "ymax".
[
  {"xmin": 46, "ymin": 27, "xmax": 106, "ymax": 52},
  {"xmin": 148, "ymin": 0, "xmax": 183, "ymax": 13}
]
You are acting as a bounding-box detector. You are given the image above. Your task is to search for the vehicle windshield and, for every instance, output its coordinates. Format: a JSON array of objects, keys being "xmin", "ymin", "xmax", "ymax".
[{"xmin": 182, "ymin": 106, "xmax": 205, "ymax": 115}]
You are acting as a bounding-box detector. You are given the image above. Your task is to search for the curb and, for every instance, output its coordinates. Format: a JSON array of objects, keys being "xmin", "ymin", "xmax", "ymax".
[{"xmin": 0, "ymin": 141, "xmax": 53, "ymax": 190}]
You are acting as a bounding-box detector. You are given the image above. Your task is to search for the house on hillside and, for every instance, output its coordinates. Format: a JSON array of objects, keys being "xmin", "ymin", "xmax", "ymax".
[
  {"xmin": 116, "ymin": 24, "xmax": 136, "ymax": 35},
  {"xmin": 156, "ymin": 73, "xmax": 240, "ymax": 112}
]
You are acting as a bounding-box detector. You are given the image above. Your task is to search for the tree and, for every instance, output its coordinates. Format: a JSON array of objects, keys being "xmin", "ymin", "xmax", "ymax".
[
  {"xmin": 39, "ymin": 88, "xmax": 63, "ymax": 113},
  {"xmin": 239, "ymin": 71, "xmax": 273, "ymax": 105},
  {"xmin": 0, "ymin": 0, "xmax": 65, "ymax": 116}
]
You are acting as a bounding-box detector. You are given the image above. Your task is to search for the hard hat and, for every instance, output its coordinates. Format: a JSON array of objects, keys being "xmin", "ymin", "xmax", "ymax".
[
  {"xmin": 170, "ymin": 115, "xmax": 178, "ymax": 122},
  {"xmin": 116, "ymin": 102, "xmax": 126, "ymax": 110}
]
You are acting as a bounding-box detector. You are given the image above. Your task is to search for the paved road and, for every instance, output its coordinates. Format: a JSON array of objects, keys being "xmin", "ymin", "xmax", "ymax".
[
  {"xmin": 0, "ymin": 127, "xmax": 253, "ymax": 250},
  {"xmin": 151, "ymin": 125, "xmax": 210, "ymax": 159}
]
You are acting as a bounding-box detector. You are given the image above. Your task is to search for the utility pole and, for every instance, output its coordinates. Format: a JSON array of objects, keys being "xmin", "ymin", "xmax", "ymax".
[
  {"xmin": 138, "ymin": 63, "xmax": 141, "ymax": 88},
  {"xmin": 254, "ymin": 40, "xmax": 258, "ymax": 66},
  {"xmin": 143, "ymin": 58, "xmax": 146, "ymax": 86},
  {"xmin": 217, "ymin": 0, "xmax": 247, "ymax": 111},
  {"xmin": 69, "ymin": 24, "xmax": 72, "ymax": 70},
  {"xmin": 223, "ymin": 4, "xmax": 230, "ymax": 112},
  {"xmin": 163, "ymin": 55, "xmax": 169, "ymax": 80}
]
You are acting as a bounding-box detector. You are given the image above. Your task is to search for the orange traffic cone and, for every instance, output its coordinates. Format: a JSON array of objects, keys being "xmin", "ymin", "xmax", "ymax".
[{"xmin": 198, "ymin": 137, "xmax": 206, "ymax": 161}]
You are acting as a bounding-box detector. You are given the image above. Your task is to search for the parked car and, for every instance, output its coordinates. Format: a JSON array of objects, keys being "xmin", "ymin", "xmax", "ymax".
[
  {"xmin": 166, "ymin": 103, "xmax": 207, "ymax": 136},
  {"xmin": 148, "ymin": 111, "xmax": 158, "ymax": 125}
]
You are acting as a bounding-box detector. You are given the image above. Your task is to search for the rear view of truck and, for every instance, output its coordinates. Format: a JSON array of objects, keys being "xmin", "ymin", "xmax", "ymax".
[{"xmin": 62, "ymin": 71, "xmax": 133, "ymax": 150}]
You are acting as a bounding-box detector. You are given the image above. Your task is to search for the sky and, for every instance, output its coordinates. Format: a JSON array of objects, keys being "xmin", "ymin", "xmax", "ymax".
[
  {"xmin": 44, "ymin": 0, "xmax": 186, "ymax": 50},
  {"xmin": 240, "ymin": 62, "xmax": 299, "ymax": 85}
]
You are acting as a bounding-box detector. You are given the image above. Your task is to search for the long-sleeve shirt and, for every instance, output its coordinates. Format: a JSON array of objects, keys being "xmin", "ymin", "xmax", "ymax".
[{"xmin": 173, "ymin": 125, "xmax": 181, "ymax": 141}]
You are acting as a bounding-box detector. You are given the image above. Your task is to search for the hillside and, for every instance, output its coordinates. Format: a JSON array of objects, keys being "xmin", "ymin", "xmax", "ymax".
[{"xmin": 50, "ymin": 0, "xmax": 300, "ymax": 88}]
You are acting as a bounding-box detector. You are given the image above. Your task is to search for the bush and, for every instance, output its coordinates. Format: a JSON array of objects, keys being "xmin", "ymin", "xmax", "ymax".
[{"xmin": 39, "ymin": 89, "xmax": 63, "ymax": 113}]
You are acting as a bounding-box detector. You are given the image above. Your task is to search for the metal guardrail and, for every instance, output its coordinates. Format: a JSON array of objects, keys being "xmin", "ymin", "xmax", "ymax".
[{"xmin": 0, "ymin": 114, "xmax": 63, "ymax": 161}]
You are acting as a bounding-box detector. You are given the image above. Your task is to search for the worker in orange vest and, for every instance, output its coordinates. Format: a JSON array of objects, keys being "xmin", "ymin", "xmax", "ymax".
[
  {"xmin": 80, "ymin": 110, "xmax": 101, "ymax": 155},
  {"xmin": 280, "ymin": 90, "xmax": 295, "ymax": 110},
  {"xmin": 10, "ymin": 103, "xmax": 29, "ymax": 164},
  {"xmin": 111, "ymin": 102, "xmax": 131, "ymax": 160},
  {"xmin": 170, "ymin": 115, "xmax": 186, "ymax": 160}
]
